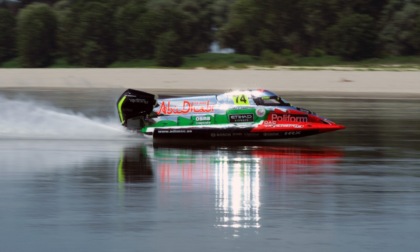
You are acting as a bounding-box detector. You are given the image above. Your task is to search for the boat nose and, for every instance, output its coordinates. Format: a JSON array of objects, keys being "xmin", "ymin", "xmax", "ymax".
[
  {"xmin": 320, "ymin": 118, "xmax": 345, "ymax": 130},
  {"xmin": 335, "ymin": 124, "xmax": 346, "ymax": 130}
]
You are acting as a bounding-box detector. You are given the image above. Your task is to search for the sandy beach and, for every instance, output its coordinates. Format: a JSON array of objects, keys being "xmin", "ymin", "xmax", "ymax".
[{"xmin": 1, "ymin": 68, "xmax": 419, "ymax": 97}]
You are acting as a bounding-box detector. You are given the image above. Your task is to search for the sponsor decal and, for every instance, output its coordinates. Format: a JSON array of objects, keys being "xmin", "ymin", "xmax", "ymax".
[
  {"xmin": 158, "ymin": 100, "xmax": 214, "ymax": 115},
  {"xmin": 118, "ymin": 96, "xmax": 127, "ymax": 123},
  {"xmin": 195, "ymin": 116, "xmax": 212, "ymax": 125},
  {"xmin": 128, "ymin": 97, "xmax": 150, "ymax": 104},
  {"xmin": 215, "ymin": 133, "xmax": 232, "ymax": 137},
  {"xmin": 263, "ymin": 133, "xmax": 280, "ymax": 136},
  {"xmin": 268, "ymin": 113, "xmax": 308, "ymax": 123},
  {"xmin": 210, "ymin": 132, "xmax": 246, "ymax": 138},
  {"xmin": 284, "ymin": 131, "xmax": 302, "ymax": 136},
  {"xmin": 262, "ymin": 121, "xmax": 304, "ymax": 128},
  {"xmin": 244, "ymin": 133, "xmax": 259, "ymax": 137},
  {"xmin": 256, "ymin": 107, "xmax": 266, "ymax": 117},
  {"xmin": 157, "ymin": 129, "xmax": 192, "ymax": 134},
  {"xmin": 229, "ymin": 113, "xmax": 254, "ymax": 123},
  {"xmin": 231, "ymin": 106, "xmax": 252, "ymax": 110},
  {"xmin": 195, "ymin": 116, "xmax": 211, "ymax": 122}
]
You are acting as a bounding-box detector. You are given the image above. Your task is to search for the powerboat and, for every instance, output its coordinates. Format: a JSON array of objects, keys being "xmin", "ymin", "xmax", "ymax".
[{"xmin": 117, "ymin": 89, "xmax": 345, "ymax": 141}]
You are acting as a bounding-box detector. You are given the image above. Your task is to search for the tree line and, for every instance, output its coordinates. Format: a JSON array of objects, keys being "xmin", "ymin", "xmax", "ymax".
[{"xmin": 1, "ymin": 0, "xmax": 420, "ymax": 67}]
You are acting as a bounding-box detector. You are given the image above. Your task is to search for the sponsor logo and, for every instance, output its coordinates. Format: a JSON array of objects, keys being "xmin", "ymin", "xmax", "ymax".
[
  {"xmin": 157, "ymin": 129, "xmax": 192, "ymax": 134},
  {"xmin": 195, "ymin": 116, "xmax": 212, "ymax": 125},
  {"xmin": 128, "ymin": 98, "xmax": 149, "ymax": 104},
  {"xmin": 256, "ymin": 107, "xmax": 266, "ymax": 117},
  {"xmin": 263, "ymin": 133, "xmax": 280, "ymax": 136},
  {"xmin": 195, "ymin": 116, "xmax": 211, "ymax": 122},
  {"xmin": 244, "ymin": 133, "xmax": 259, "ymax": 137},
  {"xmin": 229, "ymin": 113, "xmax": 254, "ymax": 123},
  {"xmin": 262, "ymin": 121, "xmax": 304, "ymax": 128},
  {"xmin": 269, "ymin": 113, "xmax": 308, "ymax": 122},
  {"xmin": 210, "ymin": 132, "xmax": 256, "ymax": 138},
  {"xmin": 232, "ymin": 106, "xmax": 252, "ymax": 110},
  {"xmin": 157, "ymin": 101, "xmax": 214, "ymax": 115},
  {"xmin": 284, "ymin": 131, "xmax": 301, "ymax": 136},
  {"xmin": 215, "ymin": 133, "xmax": 232, "ymax": 137}
]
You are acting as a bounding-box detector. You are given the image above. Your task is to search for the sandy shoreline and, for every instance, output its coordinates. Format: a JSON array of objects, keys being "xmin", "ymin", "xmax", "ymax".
[{"xmin": 1, "ymin": 68, "xmax": 419, "ymax": 97}]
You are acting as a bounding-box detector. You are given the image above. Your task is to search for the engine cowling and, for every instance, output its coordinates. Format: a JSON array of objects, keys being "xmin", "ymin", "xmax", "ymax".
[{"xmin": 117, "ymin": 89, "xmax": 157, "ymax": 130}]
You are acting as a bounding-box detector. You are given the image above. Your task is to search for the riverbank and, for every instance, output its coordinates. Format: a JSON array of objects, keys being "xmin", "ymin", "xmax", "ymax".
[{"xmin": 1, "ymin": 68, "xmax": 419, "ymax": 98}]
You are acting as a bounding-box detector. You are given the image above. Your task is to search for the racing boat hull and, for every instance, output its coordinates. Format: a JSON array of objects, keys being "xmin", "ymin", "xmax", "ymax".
[
  {"xmin": 152, "ymin": 124, "xmax": 344, "ymax": 140},
  {"xmin": 117, "ymin": 89, "xmax": 345, "ymax": 141}
]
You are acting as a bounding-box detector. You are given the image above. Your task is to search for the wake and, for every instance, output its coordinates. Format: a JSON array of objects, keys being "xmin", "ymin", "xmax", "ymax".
[{"xmin": 0, "ymin": 96, "xmax": 132, "ymax": 140}]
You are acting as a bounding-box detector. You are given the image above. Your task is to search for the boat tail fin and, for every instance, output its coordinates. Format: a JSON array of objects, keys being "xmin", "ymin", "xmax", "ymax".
[{"xmin": 117, "ymin": 89, "xmax": 157, "ymax": 130}]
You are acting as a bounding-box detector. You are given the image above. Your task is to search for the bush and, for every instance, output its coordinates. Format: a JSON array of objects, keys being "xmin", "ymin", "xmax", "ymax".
[
  {"xmin": 261, "ymin": 49, "xmax": 297, "ymax": 65},
  {"xmin": 326, "ymin": 14, "xmax": 378, "ymax": 60},
  {"xmin": 309, "ymin": 48, "xmax": 326, "ymax": 57},
  {"xmin": 0, "ymin": 8, "xmax": 15, "ymax": 63},
  {"xmin": 155, "ymin": 31, "xmax": 184, "ymax": 67},
  {"xmin": 57, "ymin": 1, "xmax": 116, "ymax": 67},
  {"xmin": 79, "ymin": 40, "xmax": 109, "ymax": 67},
  {"xmin": 261, "ymin": 50, "xmax": 281, "ymax": 64},
  {"xmin": 380, "ymin": 3, "xmax": 420, "ymax": 55},
  {"xmin": 17, "ymin": 3, "xmax": 57, "ymax": 67}
]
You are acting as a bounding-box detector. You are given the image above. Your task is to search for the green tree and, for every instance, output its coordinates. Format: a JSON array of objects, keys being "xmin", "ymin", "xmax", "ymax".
[
  {"xmin": 0, "ymin": 8, "xmax": 15, "ymax": 63},
  {"xmin": 219, "ymin": 0, "xmax": 310, "ymax": 56},
  {"xmin": 78, "ymin": 2, "xmax": 116, "ymax": 66},
  {"xmin": 326, "ymin": 14, "xmax": 378, "ymax": 59},
  {"xmin": 218, "ymin": 0, "xmax": 264, "ymax": 55},
  {"xmin": 380, "ymin": 0, "xmax": 420, "ymax": 55},
  {"xmin": 114, "ymin": 0, "xmax": 167, "ymax": 61},
  {"xmin": 53, "ymin": 0, "xmax": 71, "ymax": 58},
  {"xmin": 212, "ymin": 0, "xmax": 235, "ymax": 28},
  {"xmin": 155, "ymin": 30, "xmax": 183, "ymax": 67},
  {"xmin": 218, "ymin": 0, "xmax": 399, "ymax": 59},
  {"xmin": 146, "ymin": 0, "xmax": 214, "ymax": 56},
  {"xmin": 301, "ymin": 0, "xmax": 342, "ymax": 55},
  {"xmin": 17, "ymin": 3, "xmax": 57, "ymax": 67},
  {"xmin": 58, "ymin": 1, "xmax": 116, "ymax": 66},
  {"xmin": 347, "ymin": 0, "xmax": 389, "ymax": 19},
  {"xmin": 176, "ymin": 0, "xmax": 214, "ymax": 54},
  {"xmin": 114, "ymin": 0, "xmax": 148, "ymax": 60},
  {"xmin": 19, "ymin": 0, "xmax": 59, "ymax": 6},
  {"xmin": 130, "ymin": 4, "xmax": 181, "ymax": 59}
]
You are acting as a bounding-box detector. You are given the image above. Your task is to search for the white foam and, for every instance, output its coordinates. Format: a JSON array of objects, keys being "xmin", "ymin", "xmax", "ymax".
[{"xmin": 0, "ymin": 96, "xmax": 132, "ymax": 140}]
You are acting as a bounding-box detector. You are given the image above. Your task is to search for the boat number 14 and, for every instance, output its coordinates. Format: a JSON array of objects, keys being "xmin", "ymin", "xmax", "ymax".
[{"xmin": 233, "ymin": 94, "xmax": 250, "ymax": 105}]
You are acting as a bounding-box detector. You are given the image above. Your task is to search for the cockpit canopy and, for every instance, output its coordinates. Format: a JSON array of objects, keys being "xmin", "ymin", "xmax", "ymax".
[
  {"xmin": 251, "ymin": 90, "xmax": 291, "ymax": 106},
  {"xmin": 217, "ymin": 89, "xmax": 291, "ymax": 106}
]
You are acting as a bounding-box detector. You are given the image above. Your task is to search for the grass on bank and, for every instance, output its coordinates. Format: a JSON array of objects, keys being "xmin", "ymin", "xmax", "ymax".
[
  {"xmin": 0, "ymin": 58, "xmax": 20, "ymax": 68},
  {"xmin": 182, "ymin": 53, "xmax": 256, "ymax": 69},
  {"xmin": 109, "ymin": 54, "xmax": 257, "ymax": 69},
  {"xmin": 109, "ymin": 59, "xmax": 157, "ymax": 68},
  {"xmin": 2, "ymin": 53, "xmax": 420, "ymax": 70}
]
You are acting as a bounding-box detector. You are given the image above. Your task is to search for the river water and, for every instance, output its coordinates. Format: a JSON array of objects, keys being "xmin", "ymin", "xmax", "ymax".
[{"xmin": 0, "ymin": 88, "xmax": 419, "ymax": 252}]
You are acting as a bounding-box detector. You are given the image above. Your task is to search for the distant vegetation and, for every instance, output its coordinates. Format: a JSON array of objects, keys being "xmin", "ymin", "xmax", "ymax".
[{"xmin": 1, "ymin": 0, "xmax": 420, "ymax": 69}]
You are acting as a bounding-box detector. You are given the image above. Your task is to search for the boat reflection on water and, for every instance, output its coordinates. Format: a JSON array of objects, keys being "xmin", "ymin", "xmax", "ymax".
[
  {"xmin": 212, "ymin": 145, "xmax": 343, "ymax": 229},
  {"xmin": 117, "ymin": 142, "xmax": 343, "ymax": 229},
  {"xmin": 117, "ymin": 145, "xmax": 154, "ymax": 183},
  {"xmin": 213, "ymin": 156, "xmax": 261, "ymax": 228}
]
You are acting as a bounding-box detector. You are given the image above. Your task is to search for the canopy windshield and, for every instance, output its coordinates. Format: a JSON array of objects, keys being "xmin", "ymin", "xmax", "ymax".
[{"xmin": 251, "ymin": 90, "xmax": 290, "ymax": 106}]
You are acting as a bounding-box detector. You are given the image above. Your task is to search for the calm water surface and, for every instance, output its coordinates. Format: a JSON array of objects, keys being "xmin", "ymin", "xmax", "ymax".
[{"xmin": 0, "ymin": 88, "xmax": 419, "ymax": 252}]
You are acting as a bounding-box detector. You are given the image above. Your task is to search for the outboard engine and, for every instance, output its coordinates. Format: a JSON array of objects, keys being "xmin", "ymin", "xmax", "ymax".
[{"xmin": 117, "ymin": 89, "xmax": 157, "ymax": 130}]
